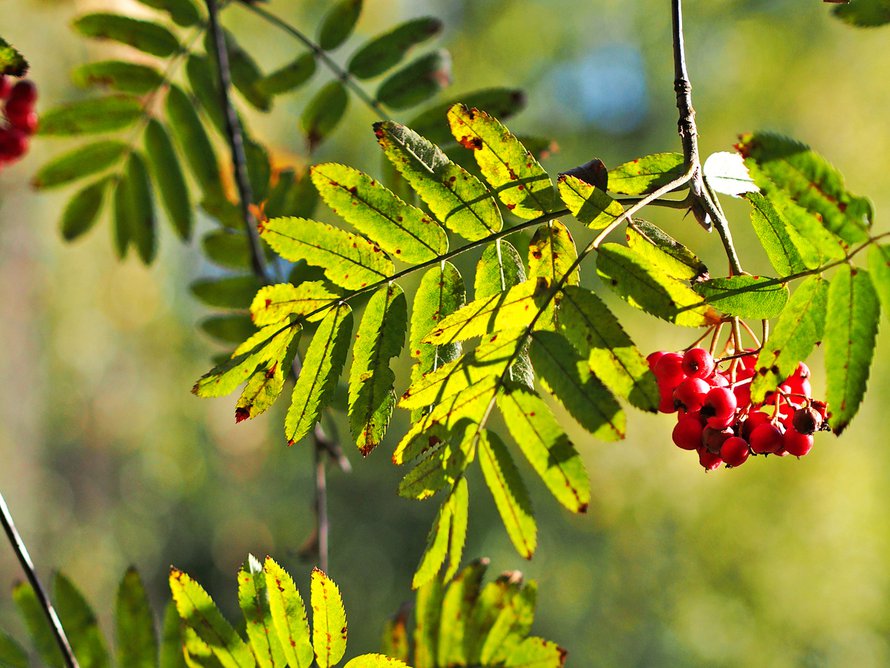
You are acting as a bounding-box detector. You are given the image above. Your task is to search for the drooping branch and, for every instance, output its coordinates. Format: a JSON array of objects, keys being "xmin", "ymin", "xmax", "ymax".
[{"xmin": 0, "ymin": 491, "xmax": 79, "ymax": 668}]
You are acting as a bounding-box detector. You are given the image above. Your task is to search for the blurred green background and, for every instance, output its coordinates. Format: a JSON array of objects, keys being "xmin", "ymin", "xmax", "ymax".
[{"xmin": 2, "ymin": 0, "xmax": 890, "ymax": 665}]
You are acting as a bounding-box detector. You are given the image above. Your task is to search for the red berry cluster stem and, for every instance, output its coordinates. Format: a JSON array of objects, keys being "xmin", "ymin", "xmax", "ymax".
[
  {"xmin": 0, "ymin": 75, "xmax": 37, "ymax": 168},
  {"xmin": 649, "ymin": 346, "xmax": 830, "ymax": 470}
]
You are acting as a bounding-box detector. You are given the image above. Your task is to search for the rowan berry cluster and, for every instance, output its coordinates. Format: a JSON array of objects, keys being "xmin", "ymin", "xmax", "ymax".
[
  {"xmin": 0, "ymin": 75, "xmax": 37, "ymax": 168},
  {"xmin": 648, "ymin": 347, "xmax": 830, "ymax": 470}
]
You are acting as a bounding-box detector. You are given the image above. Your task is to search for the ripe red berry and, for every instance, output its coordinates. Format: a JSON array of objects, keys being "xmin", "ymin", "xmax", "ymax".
[
  {"xmin": 749, "ymin": 422, "xmax": 784, "ymax": 454},
  {"xmin": 697, "ymin": 447, "xmax": 723, "ymax": 471},
  {"xmin": 673, "ymin": 377, "xmax": 710, "ymax": 412},
  {"xmin": 9, "ymin": 80, "xmax": 37, "ymax": 105},
  {"xmin": 701, "ymin": 386, "xmax": 737, "ymax": 429},
  {"xmin": 6, "ymin": 108, "xmax": 37, "ymax": 134},
  {"xmin": 0, "ymin": 76, "xmax": 10, "ymax": 99},
  {"xmin": 682, "ymin": 347, "xmax": 715, "ymax": 379},
  {"xmin": 741, "ymin": 410, "xmax": 770, "ymax": 439},
  {"xmin": 784, "ymin": 429, "xmax": 814, "ymax": 457},
  {"xmin": 653, "ymin": 352, "xmax": 685, "ymax": 389},
  {"xmin": 672, "ymin": 415, "xmax": 704, "ymax": 450},
  {"xmin": 647, "ymin": 351, "xmax": 666, "ymax": 371},
  {"xmin": 0, "ymin": 128, "xmax": 28, "ymax": 160},
  {"xmin": 720, "ymin": 436, "xmax": 750, "ymax": 467}
]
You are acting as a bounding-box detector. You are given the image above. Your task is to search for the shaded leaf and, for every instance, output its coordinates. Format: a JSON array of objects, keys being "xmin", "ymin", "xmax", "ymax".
[
  {"xmin": 694, "ymin": 275, "xmax": 788, "ymax": 319},
  {"xmin": 185, "ymin": 54, "xmax": 226, "ymax": 135},
  {"xmin": 34, "ymin": 140, "xmax": 127, "ymax": 190},
  {"xmin": 191, "ymin": 275, "xmax": 263, "ymax": 309},
  {"xmin": 54, "ymin": 572, "xmax": 111, "ymax": 668},
  {"xmin": 318, "ymin": 0, "xmax": 362, "ymax": 50},
  {"xmin": 124, "ymin": 151, "xmax": 157, "ymax": 264},
  {"xmin": 260, "ymin": 216, "xmax": 393, "ymax": 290},
  {"xmin": 413, "ymin": 578, "xmax": 443, "ymax": 668},
  {"xmin": 311, "ymin": 162, "xmax": 448, "ymax": 263},
  {"xmin": 479, "ymin": 581, "xmax": 536, "ymax": 665},
  {"xmin": 0, "ymin": 37, "xmax": 27, "ymax": 76},
  {"xmin": 746, "ymin": 192, "xmax": 807, "ymax": 275},
  {"xmin": 448, "ymin": 104, "xmax": 559, "ymax": 219},
  {"xmin": 203, "ymin": 230, "xmax": 252, "ymax": 269},
  {"xmin": 145, "ymin": 118, "xmax": 193, "ymax": 240},
  {"xmin": 73, "ymin": 60, "xmax": 164, "ymax": 94},
  {"xmin": 159, "ymin": 602, "xmax": 188, "ymax": 668},
  {"xmin": 868, "ymin": 244, "xmax": 890, "ymax": 320},
  {"xmin": 286, "ymin": 303, "xmax": 353, "ymax": 444},
  {"xmin": 348, "ymin": 17, "xmax": 442, "ymax": 79},
  {"xmin": 413, "ymin": 476, "xmax": 468, "ymax": 589},
  {"xmin": 398, "ymin": 445, "xmax": 452, "ymax": 500},
  {"xmin": 479, "ymin": 430, "xmax": 537, "ymax": 558},
  {"xmin": 116, "ymin": 569, "xmax": 157, "ymax": 668},
  {"xmin": 201, "ymin": 314, "xmax": 257, "ymax": 345},
  {"xmin": 13, "ymin": 582, "xmax": 63, "ymax": 667},
  {"xmin": 557, "ymin": 174, "xmax": 624, "ymax": 230},
  {"xmin": 608, "ymin": 153, "xmax": 686, "ymax": 195},
  {"xmin": 764, "ymin": 187, "xmax": 846, "ymax": 268},
  {"xmin": 751, "ymin": 275, "xmax": 829, "ymax": 402},
  {"xmin": 824, "ymin": 265, "xmax": 880, "ymax": 434},
  {"xmin": 264, "ymin": 557, "xmax": 313, "ymax": 668},
  {"xmin": 0, "ymin": 629, "xmax": 28, "ymax": 668},
  {"xmin": 377, "ymin": 50, "xmax": 451, "ymax": 110},
  {"xmin": 73, "ymin": 14, "xmax": 180, "ymax": 57},
  {"xmin": 39, "ymin": 96, "xmax": 142, "ymax": 136},
  {"xmin": 465, "ymin": 573, "xmax": 518, "ymax": 664},
  {"xmin": 833, "ymin": 0, "xmax": 890, "ymax": 26},
  {"xmin": 113, "ymin": 166, "xmax": 134, "ymax": 258},
  {"xmin": 137, "ymin": 0, "xmax": 201, "ymax": 26},
  {"xmin": 166, "ymin": 84, "xmax": 225, "ymax": 202},
  {"xmin": 169, "ymin": 568, "xmax": 253, "ymax": 668},
  {"xmin": 409, "ymin": 88, "xmax": 526, "ymax": 146},
  {"xmin": 257, "ymin": 53, "xmax": 316, "ymax": 96},
  {"xmin": 251, "ymin": 282, "xmax": 339, "ymax": 326},
  {"xmin": 238, "ymin": 555, "xmax": 286, "ymax": 668},
  {"xmin": 349, "ymin": 283, "xmax": 408, "ymax": 454},
  {"xmin": 496, "ymin": 384, "xmax": 590, "ymax": 513},
  {"xmin": 380, "ymin": 607, "xmax": 410, "ymax": 662},
  {"xmin": 375, "ymin": 120, "xmax": 502, "ymax": 240},
  {"xmin": 303, "ymin": 81, "xmax": 348, "ymax": 151},
  {"xmin": 60, "ymin": 179, "xmax": 108, "ymax": 241},
  {"xmin": 310, "ymin": 569, "xmax": 348, "ymax": 668},
  {"xmin": 738, "ymin": 132, "xmax": 872, "ymax": 244}
]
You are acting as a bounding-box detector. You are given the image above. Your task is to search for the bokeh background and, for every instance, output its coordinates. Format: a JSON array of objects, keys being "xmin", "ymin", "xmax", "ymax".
[{"xmin": 2, "ymin": 0, "xmax": 890, "ymax": 665}]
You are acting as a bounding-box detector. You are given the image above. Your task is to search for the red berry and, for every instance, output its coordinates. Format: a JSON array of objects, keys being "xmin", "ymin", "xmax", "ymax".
[
  {"xmin": 673, "ymin": 377, "xmax": 710, "ymax": 412},
  {"xmin": 672, "ymin": 415, "xmax": 704, "ymax": 450},
  {"xmin": 9, "ymin": 80, "xmax": 37, "ymax": 105},
  {"xmin": 702, "ymin": 425, "xmax": 733, "ymax": 454},
  {"xmin": 701, "ymin": 387, "xmax": 737, "ymax": 429},
  {"xmin": 697, "ymin": 447, "xmax": 723, "ymax": 471},
  {"xmin": 749, "ymin": 422, "xmax": 784, "ymax": 454},
  {"xmin": 0, "ymin": 128, "xmax": 28, "ymax": 160},
  {"xmin": 0, "ymin": 76, "xmax": 10, "ymax": 99},
  {"xmin": 784, "ymin": 429, "xmax": 814, "ymax": 457},
  {"xmin": 682, "ymin": 347, "xmax": 715, "ymax": 379},
  {"xmin": 654, "ymin": 352, "xmax": 685, "ymax": 389},
  {"xmin": 741, "ymin": 410, "xmax": 770, "ymax": 439},
  {"xmin": 647, "ymin": 351, "xmax": 666, "ymax": 371},
  {"xmin": 6, "ymin": 108, "xmax": 37, "ymax": 134},
  {"xmin": 720, "ymin": 436, "xmax": 750, "ymax": 467},
  {"xmin": 733, "ymin": 379, "xmax": 751, "ymax": 407}
]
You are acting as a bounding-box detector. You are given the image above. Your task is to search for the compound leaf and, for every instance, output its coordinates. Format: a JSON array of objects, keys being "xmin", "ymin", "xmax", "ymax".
[
  {"xmin": 528, "ymin": 222, "xmax": 579, "ymax": 288},
  {"xmin": 310, "ymin": 569, "xmax": 347, "ymax": 668},
  {"xmin": 251, "ymin": 282, "xmax": 339, "ymax": 326},
  {"xmin": 625, "ymin": 219, "xmax": 708, "ymax": 281}
]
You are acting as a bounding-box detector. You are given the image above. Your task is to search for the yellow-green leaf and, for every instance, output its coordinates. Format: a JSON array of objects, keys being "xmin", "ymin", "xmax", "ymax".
[
  {"xmin": 264, "ymin": 557, "xmax": 313, "ymax": 668},
  {"xmin": 436, "ymin": 560, "xmax": 487, "ymax": 668},
  {"xmin": 310, "ymin": 569, "xmax": 347, "ymax": 668},
  {"xmin": 504, "ymin": 637, "xmax": 567, "ymax": 668},
  {"xmin": 250, "ymin": 282, "xmax": 339, "ymax": 326},
  {"xmin": 608, "ymin": 153, "xmax": 686, "ymax": 195},
  {"xmin": 238, "ymin": 555, "xmax": 286, "ymax": 668},
  {"xmin": 413, "ymin": 476, "xmax": 469, "ymax": 589},
  {"xmin": 694, "ymin": 275, "xmax": 788, "ymax": 319},
  {"xmin": 343, "ymin": 655, "xmax": 411, "ymax": 668},
  {"xmin": 558, "ymin": 174, "xmax": 624, "ymax": 231}
]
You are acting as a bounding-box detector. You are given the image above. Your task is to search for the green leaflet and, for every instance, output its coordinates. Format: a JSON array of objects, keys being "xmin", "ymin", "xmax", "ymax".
[
  {"xmin": 185, "ymin": 54, "xmax": 226, "ymax": 136},
  {"xmin": 398, "ymin": 443, "xmax": 452, "ymax": 500},
  {"xmin": 479, "ymin": 429, "xmax": 537, "ymax": 559},
  {"xmin": 504, "ymin": 637, "xmax": 566, "ymax": 667},
  {"xmin": 73, "ymin": 60, "xmax": 164, "ymax": 94},
  {"xmin": 311, "ymin": 163, "xmax": 448, "ymax": 263},
  {"xmin": 868, "ymin": 244, "xmax": 890, "ymax": 319},
  {"xmin": 160, "ymin": 602, "xmax": 187, "ymax": 668},
  {"xmin": 746, "ymin": 192, "xmax": 808, "ymax": 275},
  {"xmin": 39, "ymin": 96, "xmax": 142, "ymax": 136},
  {"xmin": 625, "ymin": 219, "xmax": 709, "ymax": 281},
  {"xmin": 410, "ymin": 262, "xmax": 465, "ymax": 374},
  {"xmin": 203, "ymin": 230, "xmax": 252, "ymax": 269},
  {"xmin": 596, "ymin": 243, "xmax": 716, "ymax": 327},
  {"xmin": 61, "ymin": 179, "xmax": 108, "ymax": 241},
  {"xmin": 380, "ymin": 608, "xmax": 410, "ymax": 662},
  {"xmin": 264, "ymin": 557, "xmax": 314, "ymax": 668},
  {"xmin": 235, "ymin": 327, "xmax": 300, "ymax": 422},
  {"xmin": 137, "ymin": 0, "xmax": 201, "ymax": 27},
  {"xmin": 318, "ymin": 0, "xmax": 362, "ymax": 50},
  {"xmin": 480, "ymin": 582, "xmax": 536, "ymax": 665},
  {"xmin": 238, "ymin": 556, "xmax": 286, "ymax": 668},
  {"xmin": 557, "ymin": 174, "xmax": 623, "ymax": 230},
  {"xmin": 113, "ymin": 169, "xmax": 133, "ymax": 258},
  {"xmin": 73, "ymin": 13, "xmax": 181, "ymax": 57},
  {"xmin": 413, "ymin": 476, "xmax": 469, "ymax": 589},
  {"xmin": 169, "ymin": 569, "xmax": 253, "ymax": 668},
  {"xmin": 34, "ymin": 140, "xmax": 126, "ymax": 188},
  {"xmin": 824, "ymin": 265, "xmax": 880, "ymax": 434},
  {"xmin": 0, "ymin": 37, "xmax": 28, "ymax": 77},
  {"xmin": 738, "ymin": 132, "xmax": 873, "ymax": 244},
  {"xmin": 257, "ymin": 53, "xmax": 317, "ymax": 96},
  {"xmin": 310, "ymin": 569, "xmax": 348, "ymax": 668},
  {"xmin": 465, "ymin": 575, "xmax": 516, "ymax": 665},
  {"xmin": 214, "ymin": 30, "xmax": 271, "ymax": 112},
  {"xmin": 348, "ymin": 17, "xmax": 442, "ymax": 79},
  {"xmin": 0, "ymin": 629, "xmax": 27, "ymax": 668},
  {"xmin": 13, "ymin": 582, "xmax": 64, "ymax": 667},
  {"xmin": 124, "ymin": 151, "xmax": 157, "ymax": 264},
  {"xmin": 423, "ymin": 278, "xmax": 550, "ymax": 346},
  {"xmin": 557, "ymin": 285, "xmax": 659, "ymax": 412},
  {"xmin": 145, "ymin": 118, "xmax": 193, "ymax": 240},
  {"xmin": 530, "ymin": 331, "xmax": 625, "ymax": 441},
  {"xmin": 408, "ymin": 88, "xmax": 527, "ymax": 146},
  {"xmin": 751, "ymin": 275, "xmax": 829, "ymax": 402},
  {"xmin": 303, "ymin": 81, "xmax": 348, "ymax": 151},
  {"xmin": 349, "ymin": 283, "xmax": 408, "ymax": 455},
  {"xmin": 55, "ymin": 572, "xmax": 111, "ymax": 668},
  {"xmin": 377, "ymin": 50, "xmax": 452, "ymax": 110},
  {"xmin": 344, "ymin": 654, "xmax": 411, "ymax": 667},
  {"xmin": 608, "ymin": 153, "xmax": 686, "ymax": 195},
  {"xmin": 832, "ymin": 0, "xmax": 890, "ymax": 26},
  {"xmin": 413, "ymin": 577, "xmax": 444, "ymax": 668},
  {"xmin": 201, "ymin": 314, "xmax": 258, "ymax": 345},
  {"xmin": 375, "ymin": 120, "xmax": 502, "ymax": 241},
  {"xmin": 286, "ymin": 303, "xmax": 353, "ymax": 445},
  {"xmin": 116, "ymin": 569, "xmax": 157, "ymax": 668},
  {"xmin": 251, "ymin": 282, "xmax": 340, "ymax": 326},
  {"xmin": 765, "ymin": 185, "xmax": 847, "ymax": 268},
  {"xmin": 448, "ymin": 104, "xmax": 559, "ymax": 219},
  {"xmin": 496, "ymin": 384, "xmax": 590, "ymax": 513},
  {"xmin": 436, "ymin": 561, "xmax": 487, "ymax": 668},
  {"xmin": 166, "ymin": 84, "xmax": 225, "ymax": 203},
  {"xmin": 528, "ymin": 222, "xmax": 580, "ymax": 288},
  {"xmin": 260, "ymin": 217, "xmax": 394, "ymax": 290},
  {"xmin": 694, "ymin": 275, "xmax": 788, "ymax": 319}
]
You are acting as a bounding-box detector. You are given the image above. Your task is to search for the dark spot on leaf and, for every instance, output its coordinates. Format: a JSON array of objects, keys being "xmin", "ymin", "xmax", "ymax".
[
  {"xmin": 235, "ymin": 407, "xmax": 251, "ymax": 423},
  {"xmin": 458, "ymin": 135, "xmax": 483, "ymax": 150},
  {"xmin": 506, "ymin": 203, "xmax": 516, "ymax": 210},
  {"xmin": 532, "ymin": 251, "xmax": 543, "ymax": 259}
]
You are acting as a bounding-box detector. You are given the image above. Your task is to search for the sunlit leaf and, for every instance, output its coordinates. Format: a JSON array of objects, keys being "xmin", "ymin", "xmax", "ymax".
[
  {"xmin": 479, "ymin": 581, "xmax": 536, "ymax": 665},
  {"xmin": 504, "ymin": 637, "xmax": 567, "ymax": 668},
  {"xmin": 343, "ymin": 655, "xmax": 411, "ymax": 668},
  {"xmin": 286, "ymin": 303, "xmax": 353, "ymax": 444},
  {"xmin": 398, "ymin": 443, "xmax": 453, "ymax": 500},
  {"xmin": 751, "ymin": 275, "xmax": 829, "ymax": 402},
  {"xmin": 73, "ymin": 13, "xmax": 180, "ymax": 57},
  {"xmin": 55, "ymin": 572, "xmax": 111, "ymax": 668},
  {"xmin": 410, "ymin": 262, "xmax": 465, "ymax": 381},
  {"xmin": 159, "ymin": 602, "xmax": 187, "ymax": 668},
  {"xmin": 73, "ymin": 60, "xmax": 164, "ymax": 94},
  {"xmin": 413, "ymin": 476, "xmax": 469, "ymax": 589},
  {"xmin": 251, "ymin": 282, "xmax": 339, "ymax": 326},
  {"xmin": 261, "ymin": 216, "xmax": 393, "ymax": 290},
  {"xmin": 408, "ymin": 88, "xmax": 527, "ymax": 146},
  {"xmin": 145, "ymin": 118, "xmax": 193, "ymax": 240},
  {"xmin": 375, "ymin": 120, "xmax": 502, "ymax": 240},
  {"xmin": 257, "ymin": 53, "xmax": 317, "ymax": 96},
  {"xmin": 303, "ymin": 81, "xmax": 348, "ymax": 151},
  {"xmin": 311, "ymin": 163, "xmax": 448, "ymax": 263},
  {"xmin": 310, "ymin": 569, "xmax": 348, "ymax": 668},
  {"xmin": 703, "ymin": 151, "xmax": 758, "ymax": 197},
  {"xmin": 608, "ymin": 153, "xmax": 686, "ymax": 195},
  {"xmin": 764, "ymin": 187, "xmax": 846, "ymax": 268},
  {"xmin": 745, "ymin": 192, "xmax": 808, "ymax": 275},
  {"xmin": 349, "ymin": 17, "xmax": 442, "ymax": 79},
  {"xmin": 264, "ymin": 557, "xmax": 313, "ymax": 668},
  {"xmin": 694, "ymin": 275, "xmax": 788, "ymax": 319},
  {"xmin": 448, "ymin": 104, "xmax": 559, "ymax": 219},
  {"xmin": 824, "ymin": 265, "xmax": 880, "ymax": 434},
  {"xmin": 238, "ymin": 555, "xmax": 286, "ymax": 668},
  {"xmin": 436, "ymin": 560, "xmax": 487, "ymax": 667},
  {"xmin": 137, "ymin": 0, "xmax": 201, "ymax": 26},
  {"xmin": 528, "ymin": 221, "xmax": 579, "ymax": 288},
  {"xmin": 39, "ymin": 96, "xmax": 142, "ymax": 136},
  {"xmin": 318, "ymin": 0, "xmax": 362, "ymax": 50},
  {"xmin": 496, "ymin": 384, "xmax": 590, "ymax": 513},
  {"xmin": 60, "ymin": 179, "xmax": 109, "ymax": 241},
  {"xmin": 377, "ymin": 50, "xmax": 451, "ymax": 110},
  {"xmin": 557, "ymin": 174, "xmax": 624, "ymax": 230},
  {"xmin": 625, "ymin": 219, "xmax": 708, "ymax": 281}
]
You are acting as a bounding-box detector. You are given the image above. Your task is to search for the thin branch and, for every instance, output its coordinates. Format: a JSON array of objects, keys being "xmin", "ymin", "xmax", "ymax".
[
  {"xmin": 235, "ymin": 1, "xmax": 385, "ymax": 117},
  {"xmin": 0, "ymin": 491, "xmax": 79, "ymax": 668}
]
